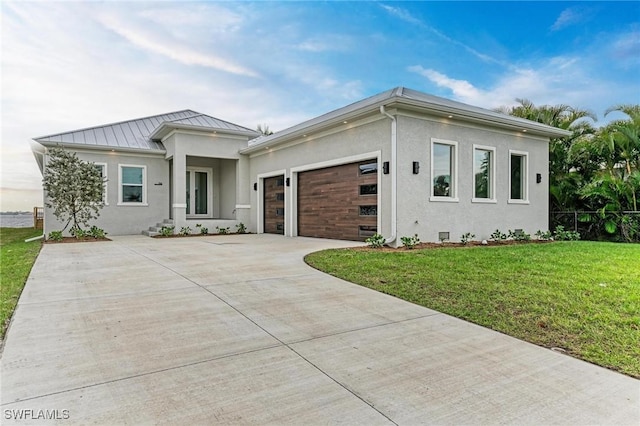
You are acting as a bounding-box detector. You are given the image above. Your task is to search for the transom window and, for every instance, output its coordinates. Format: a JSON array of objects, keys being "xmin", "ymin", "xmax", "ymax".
[
  {"xmin": 359, "ymin": 184, "xmax": 377, "ymax": 195},
  {"xmin": 359, "ymin": 205, "xmax": 377, "ymax": 216},
  {"xmin": 431, "ymin": 139, "xmax": 458, "ymax": 201},
  {"xmin": 509, "ymin": 151, "xmax": 528, "ymax": 203},
  {"xmin": 473, "ymin": 145, "xmax": 496, "ymax": 202},
  {"xmin": 359, "ymin": 162, "xmax": 378, "ymax": 175},
  {"xmin": 118, "ymin": 165, "xmax": 147, "ymax": 205}
]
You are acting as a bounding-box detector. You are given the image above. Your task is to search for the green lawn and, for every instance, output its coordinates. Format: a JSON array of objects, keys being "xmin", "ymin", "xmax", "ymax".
[
  {"xmin": 0, "ymin": 227, "xmax": 42, "ymax": 340},
  {"xmin": 305, "ymin": 241, "xmax": 640, "ymax": 378}
]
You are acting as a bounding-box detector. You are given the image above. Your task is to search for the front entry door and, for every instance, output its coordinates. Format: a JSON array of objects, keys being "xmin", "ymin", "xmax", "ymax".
[
  {"xmin": 264, "ymin": 175, "xmax": 285, "ymax": 234},
  {"xmin": 186, "ymin": 168, "xmax": 212, "ymax": 217}
]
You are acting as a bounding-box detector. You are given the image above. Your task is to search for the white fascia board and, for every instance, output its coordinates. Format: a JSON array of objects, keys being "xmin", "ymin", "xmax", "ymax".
[
  {"xmin": 151, "ymin": 123, "xmax": 258, "ymax": 141},
  {"xmin": 37, "ymin": 141, "xmax": 166, "ymax": 157}
]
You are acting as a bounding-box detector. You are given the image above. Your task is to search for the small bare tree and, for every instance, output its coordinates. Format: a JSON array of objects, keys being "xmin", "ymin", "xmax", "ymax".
[{"xmin": 42, "ymin": 147, "xmax": 106, "ymax": 236}]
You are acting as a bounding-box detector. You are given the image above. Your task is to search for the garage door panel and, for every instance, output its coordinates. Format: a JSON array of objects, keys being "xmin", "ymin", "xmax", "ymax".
[
  {"xmin": 264, "ymin": 176, "xmax": 285, "ymax": 235},
  {"xmin": 298, "ymin": 161, "xmax": 378, "ymax": 241}
]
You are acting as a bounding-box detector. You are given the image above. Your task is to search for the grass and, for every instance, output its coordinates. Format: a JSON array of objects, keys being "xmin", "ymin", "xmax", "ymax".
[
  {"xmin": 0, "ymin": 227, "xmax": 43, "ymax": 340},
  {"xmin": 305, "ymin": 241, "xmax": 640, "ymax": 378}
]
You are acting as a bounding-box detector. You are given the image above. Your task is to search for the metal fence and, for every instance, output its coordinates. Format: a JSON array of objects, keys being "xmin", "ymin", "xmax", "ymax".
[{"xmin": 550, "ymin": 211, "xmax": 640, "ymax": 242}]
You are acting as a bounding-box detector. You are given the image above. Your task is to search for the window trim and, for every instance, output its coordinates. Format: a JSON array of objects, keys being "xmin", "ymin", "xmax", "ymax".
[
  {"xmin": 430, "ymin": 138, "xmax": 459, "ymax": 202},
  {"xmin": 472, "ymin": 144, "xmax": 497, "ymax": 204},
  {"xmin": 94, "ymin": 162, "xmax": 108, "ymax": 206},
  {"xmin": 508, "ymin": 150, "xmax": 530, "ymax": 204},
  {"xmin": 118, "ymin": 164, "xmax": 148, "ymax": 206}
]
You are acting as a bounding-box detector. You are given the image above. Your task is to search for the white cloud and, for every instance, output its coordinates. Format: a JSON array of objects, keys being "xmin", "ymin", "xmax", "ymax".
[
  {"xmin": 380, "ymin": 3, "xmax": 503, "ymax": 65},
  {"xmin": 551, "ymin": 7, "xmax": 593, "ymax": 32},
  {"xmin": 96, "ymin": 12, "xmax": 259, "ymax": 78},
  {"xmin": 408, "ymin": 58, "xmax": 609, "ymax": 115}
]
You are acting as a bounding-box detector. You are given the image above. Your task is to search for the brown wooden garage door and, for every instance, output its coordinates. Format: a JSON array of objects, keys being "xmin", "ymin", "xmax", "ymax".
[
  {"xmin": 264, "ymin": 175, "xmax": 285, "ymax": 234},
  {"xmin": 297, "ymin": 160, "xmax": 378, "ymax": 241}
]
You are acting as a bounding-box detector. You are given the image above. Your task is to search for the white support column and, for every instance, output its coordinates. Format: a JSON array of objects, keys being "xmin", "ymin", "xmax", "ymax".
[{"xmin": 172, "ymin": 153, "xmax": 187, "ymax": 229}]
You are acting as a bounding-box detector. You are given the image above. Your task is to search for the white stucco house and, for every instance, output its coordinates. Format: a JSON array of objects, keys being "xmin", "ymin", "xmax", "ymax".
[{"xmin": 31, "ymin": 87, "xmax": 570, "ymax": 245}]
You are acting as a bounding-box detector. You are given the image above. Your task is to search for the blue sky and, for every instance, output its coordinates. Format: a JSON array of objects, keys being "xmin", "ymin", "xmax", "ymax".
[{"xmin": 1, "ymin": 1, "xmax": 639, "ymax": 211}]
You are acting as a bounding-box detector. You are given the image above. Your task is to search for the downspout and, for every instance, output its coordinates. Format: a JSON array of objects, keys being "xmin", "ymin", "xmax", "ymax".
[{"xmin": 380, "ymin": 105, "xmax": 397, "ymax": 245}]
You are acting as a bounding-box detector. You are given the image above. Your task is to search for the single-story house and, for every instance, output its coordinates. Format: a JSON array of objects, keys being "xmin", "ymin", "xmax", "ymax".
[{"xmin": 31, "ymin": 87, "xmax": 571, "ymax": 245}]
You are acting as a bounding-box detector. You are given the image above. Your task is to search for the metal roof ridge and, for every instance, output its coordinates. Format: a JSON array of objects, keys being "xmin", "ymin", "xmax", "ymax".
[{"xmin": 34, "ymin": 109, "xmax": 200, "ymax": 140}]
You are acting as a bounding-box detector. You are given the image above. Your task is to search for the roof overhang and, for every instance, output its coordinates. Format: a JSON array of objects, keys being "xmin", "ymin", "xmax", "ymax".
[
  {"xmin": 150, "ymin": 122, "xmax": 260, "ymax": 141},
  {"xmin": 32, "ymin": 139, "xmax": 167, "ymax": 156},
  {"xmin": 241, "ymin": 90, "xmax": 572, "ymax": 154}
]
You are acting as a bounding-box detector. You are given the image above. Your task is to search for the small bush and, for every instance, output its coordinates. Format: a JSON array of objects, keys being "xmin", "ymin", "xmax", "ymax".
[
  {"xmin": 195, "ymin": 224, "xmax": 208, "ymax": 235},
  {"xmin": 48, "ymin": 230, "xmax": 63, "ymax": 241},
  {"xmin": 553, "ymin": 225, "xmax": 581, "ymax": 241},
  {"xmin": 89, "ymin": 226, "xmax": 107, "ymax": 239},
  {"xmin": 71, "ymin": 227, "xmax": 87, "ymax": 239},
  {"xmin": 490, "ymin": 229, "xmax": 507, "ymax": 242},
  {"xmin": 179, "ymin": 226, "xmax": 192, "ymax": 236},
  {"xmin": 216, "ymin": 226, "xmax": 230, "ymax": 235},
  {"xmin": 460, "ymin": 232, "xmax": 475, "ymax": 245},
  {"xmin": 159, "ymin": 226, "xmax": 174, "ymax": 237},
  {"xmin": 236, "ymin": 222, "xmax": 247, "ymax": 234},
  {"xmin": 366, "ymin": 233, "xmax": 386, "ymax": 248},
  {"xmin": 400, "ymin": 234, "xmax": 420, "ymax": 249},
  {"xmin": 535, "ymin": 230, "xmax": 553, "ymax": 241},
  {"xmin": 508, "ymin": 229, "xmax": 531, "ymax": 242}
]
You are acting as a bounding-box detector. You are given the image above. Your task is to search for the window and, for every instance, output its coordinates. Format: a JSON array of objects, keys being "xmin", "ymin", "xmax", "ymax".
[
  {"xmin": 94, "ymin": 163, "xmax": 107, "ymax": 205},
  {"xmin": 359, "ymin": 205, "xmax": 377, "ymax": 216},
  {"xmin": 276, "ymin": 177, "xmax": 285, "ymax": 186},
  {"xmin": 360, "ymin": 184, "xmax": 377, "ymax": 195},
  {"xmin": 509, "ymin": 151, "xmax": 528, "ymax": 203},
  {"xmin": 359, "ymin": 225, "xmax": 377, "ymax": 237},
  {"xmin": 359, "ymin": 162, "xmax": 378, "ymax": 175},
  {"xmin": 430, "ymin": 139, "xmax": 458, "ymax": 201},
  {"xmin": 275, "ymin": 208, "xmax": 285, "ymax": 216},
  {"xmin": 473, "ymin": 145, "xmax": 496, "ymax": 202},
  {"xmin": 276, "ymin": 192, "xmax": 285, "ymax": 201},
  {"xmin": 118, "ymin": 165, "xmax": 147, "ymax": 205}
]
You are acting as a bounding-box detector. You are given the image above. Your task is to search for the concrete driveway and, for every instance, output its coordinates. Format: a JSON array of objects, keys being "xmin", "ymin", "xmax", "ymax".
[{"xmin": 1, "ymin": 234, "xmax": 638, "ymax": 425}]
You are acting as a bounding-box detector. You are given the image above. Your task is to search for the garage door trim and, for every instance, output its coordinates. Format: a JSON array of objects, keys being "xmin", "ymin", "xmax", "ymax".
[{"xmin": 290, "ymin": 150, "xmax": 382, "ymax": 238}]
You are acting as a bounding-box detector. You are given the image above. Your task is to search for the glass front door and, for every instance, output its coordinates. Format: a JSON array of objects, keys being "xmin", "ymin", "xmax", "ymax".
[{"xmin": 186, "ymin": 168, "xmax": 211, "ymax": 217}]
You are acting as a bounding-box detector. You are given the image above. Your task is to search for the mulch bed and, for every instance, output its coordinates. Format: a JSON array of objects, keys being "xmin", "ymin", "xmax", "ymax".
[
  {"xmin": 45, "ymin": 237, "xmax": 111, "ymax": 244},
  {"xmin": 354, "ymin": 239, "xmax": 553, "ymax": 252}
]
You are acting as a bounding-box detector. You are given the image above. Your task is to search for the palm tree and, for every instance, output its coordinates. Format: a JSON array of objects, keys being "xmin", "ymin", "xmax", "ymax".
[
  {"xmin": 256, "ymin": 124, "xmax": 274, "ymax": 136},
  {"xmin": 500, "ymin": 99, "xmax": 597, "ymax": 211}
]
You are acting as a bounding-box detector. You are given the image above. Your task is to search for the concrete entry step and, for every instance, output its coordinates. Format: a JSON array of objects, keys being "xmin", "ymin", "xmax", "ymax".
[{"xmin": 141, "ymin": 219, "xmax": 173, "ymax": 237}]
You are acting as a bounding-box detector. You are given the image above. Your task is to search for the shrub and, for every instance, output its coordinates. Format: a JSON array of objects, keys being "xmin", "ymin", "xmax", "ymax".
[
  {"xmin": 179, "ymin": 226, "xmax": 192, "ymax": 236},
  {"xmin": 71, "ymin": 228, "xmax": 87, "ymax": 239},
  {"xmin": 366, "ymin": 233, "xmax": 386, "ymax": 248},
  {"xmin": 553, "ymin": 225, "xmax": 581, "ymax": 241},
  {"xmin": 236, "ymin": 222, "xmax": 247, "ymax": 234},
  {"xmin": 195, "ymin": 224, "xmax": 208, "ymax": 235},
  {"xmin": 159, "ymin": 226, "xmax": 174, "ymax": 237},
  {"xmin": 400, "ymin": 234, "xmax": 420, "ymax": 249},
  {"xmin": 48, "ymin": 230, "xmax": 63, "ymax": 241},
  {"xmin": 460, "ymin": 232, "xmax": 475, "ymax": 245},
  {"xmin": 508, "ymin": 229, "xmax": 531, "ymax": 242},
  {"xmin": 89, "ymin": 226, "xmax": 106, "ymax": 239},
  {"xmin": 216, "ymin": 226, "xmax": 230, "ymax": 235},
  {"xmin": 535, "ymin": 230, "xmax": 553, "ymax": 241},
  {"xmin": 490, "ymin": 229, "xmax": 507, "ymax": 242}
]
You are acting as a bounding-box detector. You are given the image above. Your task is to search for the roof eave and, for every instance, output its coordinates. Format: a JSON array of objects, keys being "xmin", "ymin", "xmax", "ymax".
[
  {"xmin": 242, "ymin": 95, "xmax": 571, "ymax": 154},
  {"xmin": 33, "ymin": 139, "xmax": 167, "ymax": 155},
  {"xmin": 150, "ymin": 122, "xmax": 260, "ymax": 141}
]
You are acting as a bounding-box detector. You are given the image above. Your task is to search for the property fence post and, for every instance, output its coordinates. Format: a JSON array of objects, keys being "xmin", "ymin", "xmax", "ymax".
[{"xmin": 574, "ymin": 211, "xmax": 578, "ymax": 232}]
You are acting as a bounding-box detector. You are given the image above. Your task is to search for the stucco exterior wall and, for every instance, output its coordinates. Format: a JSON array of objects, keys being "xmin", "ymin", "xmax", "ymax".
[
  {"xmin": 247, "ymin": 116, "xmax": 392, "ymax": 236},
  {"xmin": 395, "ymin": 113, "xmax": 549, "ymax": 242},
  {"xmin": 43, "ymin": 150, "xmax": 169, "ymax": 236}
]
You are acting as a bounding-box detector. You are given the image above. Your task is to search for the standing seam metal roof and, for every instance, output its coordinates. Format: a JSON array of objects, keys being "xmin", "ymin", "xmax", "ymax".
[{"xmin": 34, "ymin": 110, "xmax": 257, "ymax": 151}]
